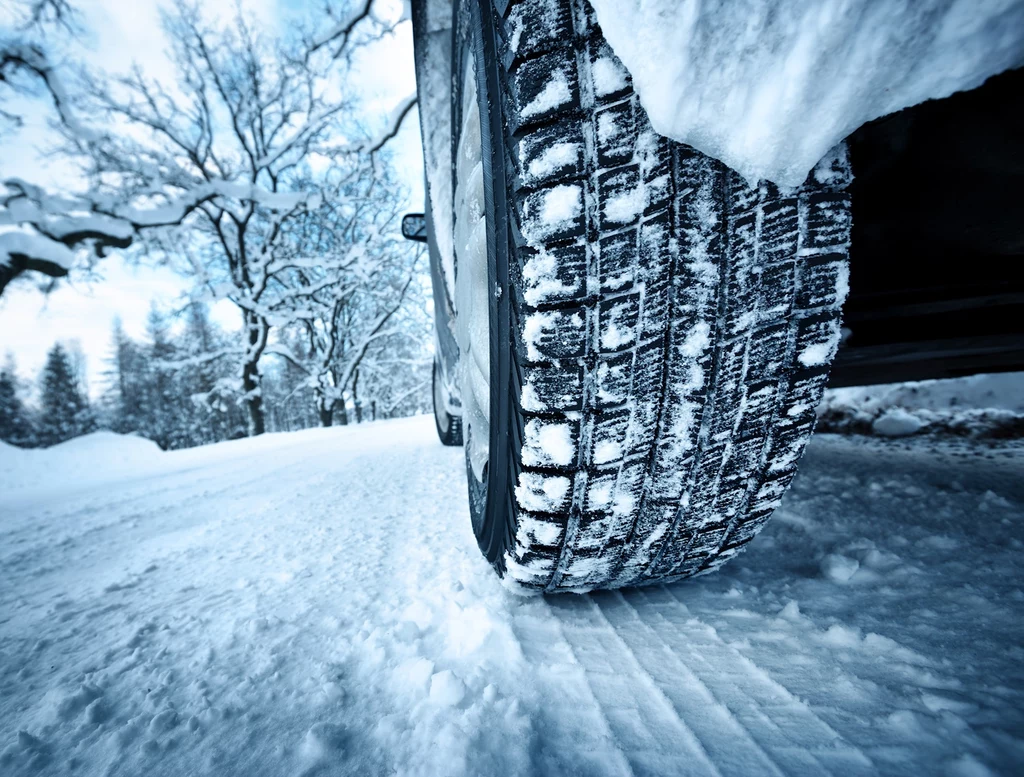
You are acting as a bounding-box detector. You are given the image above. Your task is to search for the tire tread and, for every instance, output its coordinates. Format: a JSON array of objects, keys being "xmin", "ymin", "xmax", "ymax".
[{"xmin": 487, "ymin": 0, "xmax": 851, "ymax": 592}]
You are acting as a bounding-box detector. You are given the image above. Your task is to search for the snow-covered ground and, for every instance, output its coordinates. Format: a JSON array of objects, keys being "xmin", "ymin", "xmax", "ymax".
[{"xmin": 1, "ymin": 416, "xmax": 1023, "ymax": 776}]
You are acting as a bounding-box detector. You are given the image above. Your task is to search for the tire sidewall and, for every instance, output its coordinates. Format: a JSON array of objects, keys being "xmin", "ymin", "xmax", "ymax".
[{"xmin": 453, "ymin": 0, "xmax": 517, "ymax": 567}]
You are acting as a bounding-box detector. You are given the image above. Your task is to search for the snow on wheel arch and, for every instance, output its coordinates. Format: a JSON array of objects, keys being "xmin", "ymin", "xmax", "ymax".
[{"xmin": 588, "ymin": 0, "xmax": 1024, "ymax": 188}]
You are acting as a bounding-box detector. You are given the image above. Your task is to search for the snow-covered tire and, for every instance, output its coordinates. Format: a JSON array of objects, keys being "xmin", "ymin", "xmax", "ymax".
[
  {"xmin": 433, "ymin": 359, "xmax": 463, "ymax": 446},
  {"xmin": 454, "ymin": 0, "xmax": 852, "ymax": 592}
]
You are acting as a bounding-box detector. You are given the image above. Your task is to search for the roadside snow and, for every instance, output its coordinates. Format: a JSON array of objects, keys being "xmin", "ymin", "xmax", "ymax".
[
  {"xmin": 1, "ymin": 417, "xmax": 1023, "ymax": 776},
  {"xmin": 0, "ymin": 432, "xmax": 164, "ymax": 493},
  {"xmin": 872, "ymin": 408, "xmax": 928, "ymax": 437},
  {"xmin": 819, "ymin": 372, "xmax": 1024, "ymax": 438},
  {"xmin": 589, "ymin": 0, "xmax": 1024, "ymax": 187}
]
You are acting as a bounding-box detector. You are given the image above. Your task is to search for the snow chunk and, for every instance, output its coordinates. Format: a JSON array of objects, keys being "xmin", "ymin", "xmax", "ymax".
[
  {"xmin": 520, "ymin": 383, "xmax": 544, "ymax": 412},
  {"xmin": 515, "ymin": 472, "xmax": 571, "ymax": 513},
  {"xmin": 946, "ymin": 755, "xmax": 997, "ymax": 777},
  {"xmin": 597, "ymin": 113, "xmax": 622, "ymax": 146},
  {"xmin": 523, "ymin": 250, "xmax": 579, "ymax": 306},
  {"xmin": 820, "ymin": 623, "xmax": 863, "ymax": 648},
  {"xmin": 872, "ymin": 408, "xmax": 927, "ymax": 437},
  {"xmin": 521, "ymin": 71, "xmax": 572, "ymax": 119},
  {"xmin": 517, "ymin": 514, "xmax": 565, "ymax": 548},
  {"xmin": 522, "ymin": 311, "xmax": 555, "ymax": 362},
  {"xmin": 799, "ymin": 322, "xmax": 841, "ymax": 367},
  {"xmin": 527, "ymin": 142, "xmax": 580, "ymax": 180},
  {"xmin": 589, "ymin": 0, "xmax": 1024, "ymax": 187},
  {"xmin": 603, "ymin": 186, "xmax": 644, "ymax": 224},
  {"xmin": 820, "ymin": 553, "xmax": 859, "ymax": 583},
  {"xmin": 149, "ymin": 708, "xmax": 179, "ymax": 733},
  {"xmin": 601, "ymin": 301, "xmax": 636, "ymax": 350},
  {"xmin": 300, "ymin": 722, "xmax": 346, "ymax": 762},
  {"xmin": 593, "ymin": 440, "xmax": 621, "ymax": 466},
  {"xmin": 522, "ymin": 419, "xmax": 575, "ymax": 467},
  {"xmin": 778, "ymin": 600, "xmax": 802, "ymax": 621},
  {"xmin": 799, "ymin": 341, "xmax": 835, "ymax": 367},
  {"xmin": 538, "ymin": 184, "xmax": 581, "ymax": 227},
  {"xmin": 391, "ymin": 657, "xmax": 434, "ymax": 696},
  {"xmin": 428, "ymin": 670, "xmax": 466, "ymax": 707},
  {"xmin": 587, "ymin": 480, "xmax": 613, "ymax": 510},
  {"xmin": 592, "ymin": 56, "xmax": 628, "ymax": 97}
]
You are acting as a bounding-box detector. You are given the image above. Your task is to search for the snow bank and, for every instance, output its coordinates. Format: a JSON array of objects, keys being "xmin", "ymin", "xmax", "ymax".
[
  {"xmin": 817, "ymin": 372, "xmax": 1024, "ymax": 438},
  {"xmin": 0, "ymin": 419, "xmax": 433, "ymax": 503},
  {"xmin": 0, "ymin": 432, "xmax": 164, "ymax": 493},
  {"xmin": 589, "ymin": 0, "xmax": 1024, "ymax": 187}
]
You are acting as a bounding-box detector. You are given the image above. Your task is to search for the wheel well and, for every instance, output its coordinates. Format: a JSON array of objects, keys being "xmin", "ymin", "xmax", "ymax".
[{"xmin": 832, "ymin": 66, "xmax": 1024, "ymax": 386}]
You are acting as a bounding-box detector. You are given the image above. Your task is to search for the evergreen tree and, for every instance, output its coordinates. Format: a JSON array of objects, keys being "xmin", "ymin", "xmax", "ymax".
[
  {"xmin": 141, "ymin": 304, "xmax": 180, "ymax": 450},
  {"xmin": 0, "ymin": 355, "xmax": 35, "ymax": 447},
  {"xmin": 102, "ymin": 318, "xmax": 147, "ymax": 434},
  {"xmin": 37, "ymin": 343, "xmax": 91, "ymax": 446},
  {"xmin": 179, "ymin": 301, "xmax": 239, "ymax": 446}
]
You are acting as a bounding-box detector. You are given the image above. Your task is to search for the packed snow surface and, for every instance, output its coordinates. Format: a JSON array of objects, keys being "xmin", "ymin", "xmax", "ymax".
[
  {"xmin": 2, "ymin": 417, "xmax": 1023, "ymax": 776},
  {"xmin": 588, "ymin": 0, "xmax": 1024, "ymax": 187}
]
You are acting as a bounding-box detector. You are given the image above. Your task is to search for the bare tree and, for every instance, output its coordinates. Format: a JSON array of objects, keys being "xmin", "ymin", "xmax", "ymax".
[
  {"xmin": 261, "ymin": 167, "xmax": 421, "ymax": 426},
  {"xmin": 0, "ymin": 0, "xmax": 416, "ymax": 301},
  {"xmin": 48, "ymin": 1, "xmax": 415, "ymax": 435}
]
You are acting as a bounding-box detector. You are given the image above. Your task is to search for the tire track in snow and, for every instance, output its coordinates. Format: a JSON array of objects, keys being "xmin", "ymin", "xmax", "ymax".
[
  {"xmin": 510, "ymin": 600, "xmax": 640, "ymax": 777},
  {"xmin": 0, "ymin": 436, "xmax": 417, "ymax": 636},
  {"xmin": 538, "ymin": 595, "xmax": 727, "ymax": 777},
  {"xmin": 609, "ymin": 587, "xmax": 876, "ymax": 776},
  {"xmin": 554, "ymin": 592, "xmax": 787, "ymax": 777}
]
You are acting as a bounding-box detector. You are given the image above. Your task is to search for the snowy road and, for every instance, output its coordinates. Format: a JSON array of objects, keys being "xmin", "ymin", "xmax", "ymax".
[{"xmin": 1, "ymin": 417, "xmax": 1022, "ymax": 776}]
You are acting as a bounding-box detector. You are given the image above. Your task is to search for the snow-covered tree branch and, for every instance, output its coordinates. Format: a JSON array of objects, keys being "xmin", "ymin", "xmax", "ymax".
[{"xmin": 0, "ymin": 0, "xmax": 418, "ymax": 302}]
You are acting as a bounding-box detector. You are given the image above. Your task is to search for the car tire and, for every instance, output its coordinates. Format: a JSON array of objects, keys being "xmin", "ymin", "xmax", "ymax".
[{"xmin": 452, "ymin": 0, "xmax": 852, "ymax": 592}]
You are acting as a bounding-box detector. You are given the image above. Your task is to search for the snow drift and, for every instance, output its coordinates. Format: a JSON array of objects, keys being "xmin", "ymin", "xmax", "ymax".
[
  {"xmin": 0, "ymin": 432, "xmax": 164, "ymax": 493},
  {"xmin": 589, "ymin": 0, "xmax": 1024, "ymax": 187}
]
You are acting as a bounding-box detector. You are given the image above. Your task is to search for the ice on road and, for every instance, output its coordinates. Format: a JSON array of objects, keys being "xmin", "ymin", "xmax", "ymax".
[{"xmin": 1, "ymin": 417, "xmax": 1022, "ymax": 776}]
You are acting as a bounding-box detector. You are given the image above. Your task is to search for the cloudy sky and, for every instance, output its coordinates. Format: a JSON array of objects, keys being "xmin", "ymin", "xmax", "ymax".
[{"xmin": 0, "ymin": 0, "xmax": 425, "ymax": 396}]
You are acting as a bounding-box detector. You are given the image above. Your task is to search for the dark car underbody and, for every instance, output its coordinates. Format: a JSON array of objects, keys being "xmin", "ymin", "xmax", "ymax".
[{"xmin": 834, "ymin": 66, "xmax": 1023, "ymax": 387}]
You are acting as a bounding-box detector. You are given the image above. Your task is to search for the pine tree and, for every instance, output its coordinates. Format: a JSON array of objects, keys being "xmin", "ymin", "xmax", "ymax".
[
  {"xmin": 179, "ymin": 301, "xmax": 234, "ymax": 446},
  {"xmin": 37, "ymin": 343, "xmax": 90, "ymax": 446},
  {"xmin": 140, "ymin": 304, "xmax": 179, "ymax": 450},
  {"xmin": 102, "ymin": 319, "xmax": 147, "ymax": 434},
  {"xmin": 0, "ymin": 355, "xmax": 35, "ymax": 447}
]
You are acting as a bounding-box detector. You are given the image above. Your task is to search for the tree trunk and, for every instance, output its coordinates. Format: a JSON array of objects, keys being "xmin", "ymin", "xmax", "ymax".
[
  {"xmin": 241, "ymin": 312, "xmax": 267, "ymax": 437},
  {"xmin": 316, "ymin": 393, "xmax": 334, "ymax": 427},
  {"xmin": 337, "ymin": 403, "xmax": 349, "ymax": 426},
  {"xmin": 352, "ymin": 369, "xmax": 361, "ymax": 423},
  {"xmin": 242, "ymin": 361, "xmax": 265, "ymax": 436}
]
